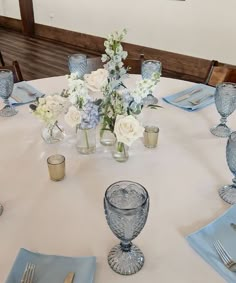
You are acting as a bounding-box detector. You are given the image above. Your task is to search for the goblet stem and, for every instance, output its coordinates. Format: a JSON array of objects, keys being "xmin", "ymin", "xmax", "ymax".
[
  {"xmin": 232, "ymin": 177, "xmax": 236, "ymax": 188},
  {"xmin": 220, "ymin": 117, "xmax": 227, "ymax": 125},
  {"xmin": 4, "ymin": 98, "xmax": 10, "ymax": 106},
  {"xmin": 120, "ymin": 241, "xmax": 132, "ymax": 252}
]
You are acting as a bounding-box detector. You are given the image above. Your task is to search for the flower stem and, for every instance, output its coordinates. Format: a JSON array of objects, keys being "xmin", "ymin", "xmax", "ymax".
[
  {"xmin": 84, "ymin": 129, "xmax": 90, "ymax": 149},
  {"xmin": 55, "ymin": 121, "xmax": 63, "ymax": 133}
]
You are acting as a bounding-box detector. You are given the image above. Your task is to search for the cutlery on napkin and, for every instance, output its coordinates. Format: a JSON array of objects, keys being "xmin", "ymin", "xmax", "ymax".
[
  {"xmin": 10, "ymin": 81, "xmax": 44, "ymax": 105},
  {"xmin": 162, "ymin": 83, "xmax": 215, "ymax": 111},
  {"xmin": 174, "ymin": 88, "xmax": 202, "ymax": 103},
  {"xmin": 5, "ymin": 248, "xmax": 96, "ymax": 283},
  {"xmin": 186, "ymin": 205, "xmax": 236, "ymax": 283},
  {"xmin": 64, "ymin": 272, "xmax": 75, "ymax": 283}
]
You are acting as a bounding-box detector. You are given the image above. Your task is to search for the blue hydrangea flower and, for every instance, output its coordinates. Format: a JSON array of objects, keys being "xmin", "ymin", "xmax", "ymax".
[{"xmin": 80, "ymin": 101, "xmax": 100, "ymax": 129}]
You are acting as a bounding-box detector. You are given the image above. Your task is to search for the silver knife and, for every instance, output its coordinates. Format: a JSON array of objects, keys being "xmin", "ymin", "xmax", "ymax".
[
  {"xmin": 64, "ymin": 272, "xmax": 75, "ymax": 283},
  {"xmin": 174, "ymin": 88, "xmax": 202, "ymax": 103}
]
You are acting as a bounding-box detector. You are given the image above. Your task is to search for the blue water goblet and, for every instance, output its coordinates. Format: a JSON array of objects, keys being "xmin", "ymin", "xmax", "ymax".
[
  {"xmin": 219, "ymin": 131, "xmax": 236, "ymax": 204},
  {"xmin": 210, "ymin": 83, "xmax": 236, "ymax": 137},
  {"xmin": 68, "ymin": 54, "xmax": 87, "ymax": 78},
  {"xmin": 0, "ymin": 69, "xmax": 17, "ymax": 117},
  {"xmin": 141, "ymin": 60, "xmax": 162, "ymax": 105},
  {"xmin": 104, "ymin": 180, "xmax": 149, "ymax": 275}
]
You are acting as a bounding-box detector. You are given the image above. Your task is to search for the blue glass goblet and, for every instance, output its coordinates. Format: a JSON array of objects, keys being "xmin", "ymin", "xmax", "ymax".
[
  {"xmin": 104, "ymin": 180, "xmax": 149, "ymax": 275},
  {"xmin": 141, "ymin": 60, "xmax": 162, "ymax": 105},
  {"xmin": 0, "ymin": 69, "xmax": 17, "ymax": 117},
  {"xmin": 68, "ymin": 54, "xmax": 87, "ymax": 78},
  {"xmin": 210, "ymin": 83, "xmax": 236, "ymax": 137},
  {"xmin": 219, "ymin": 131, "xmax": 236, "ymax": 204}
]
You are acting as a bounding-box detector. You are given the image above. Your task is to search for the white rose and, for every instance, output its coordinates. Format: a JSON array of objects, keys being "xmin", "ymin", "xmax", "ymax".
[
  {"xmin": 114, "ymin": 115, "xmax": 144, "ymax": 146},
  {"xmin": 64, "ymin": 106, "xmax": 81, "ymax": 128},
  {"xmin": 84, "ymin": 68, "xmax": 108, "ymax": 92}
]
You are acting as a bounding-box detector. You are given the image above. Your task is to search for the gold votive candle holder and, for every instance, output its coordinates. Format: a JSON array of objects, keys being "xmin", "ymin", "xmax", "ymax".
[
  {"xmin": 47, "ymin": 154, "xmax": 65, "ymax": 181},
  {"xmin": 143, "ymin": 126, "xmax": 159, "ymax": 148}
]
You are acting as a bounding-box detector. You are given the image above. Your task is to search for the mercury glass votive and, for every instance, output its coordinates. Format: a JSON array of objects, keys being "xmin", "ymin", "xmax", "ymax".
[
  {"xmin": 47, "ymin": 154, "xmax": 65, "ymax": 181},
  {"xmin": 143, "ymin": 126, "xmax": 159, "ymax": 148}
]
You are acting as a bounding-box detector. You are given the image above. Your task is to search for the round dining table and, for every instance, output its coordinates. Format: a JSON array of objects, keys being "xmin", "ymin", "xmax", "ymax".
[{"xmin": 0, "ymin": 74, "xmax": 234, "ymax": 282}]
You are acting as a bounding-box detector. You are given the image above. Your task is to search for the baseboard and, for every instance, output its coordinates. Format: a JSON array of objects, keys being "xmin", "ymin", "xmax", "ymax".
[
  {"xmin": 0, "ymin": 16, "xmax": 22, "ymax": 32},
  {"xmin": 0, "ymin": 15, "xmax": 215, "ymax": 82}
]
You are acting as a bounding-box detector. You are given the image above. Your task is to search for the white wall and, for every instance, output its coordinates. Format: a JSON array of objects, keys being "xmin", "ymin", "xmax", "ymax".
[
  {"xmin": 0, "ymin": 0, "xmax": 20, "ymax": 19},
  {"xmin": 1, "ymin": 0, "xmax": 236, "ymax": 65}
]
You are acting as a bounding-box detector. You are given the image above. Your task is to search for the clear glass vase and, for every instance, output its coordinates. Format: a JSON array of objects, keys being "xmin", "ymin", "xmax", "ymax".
[
  {"xmin": 112, "ymin": 142, "xmax": 129, "ymax": 162},
  {"xmin": 100, "ymin": 129, "xmax": 116, "ymax": 146},
  {"xmin": 41, "ymin": 121, "xmax": 65, "ymax": 144},
  {"xmin": 76, "ymin": 125, "xmax": 96, "ymax": 154}
]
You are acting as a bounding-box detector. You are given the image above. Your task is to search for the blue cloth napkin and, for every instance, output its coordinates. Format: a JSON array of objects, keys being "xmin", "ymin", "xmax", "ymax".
[
  {"xmin": 5, "ymin": 248, "xmax": 96, "ymax": 283},
  {"xmin": 162, "ymin": 83, "xmax": 215, "ymax": 111},
  {"xmin": 9, "ymin": 81, "xmax": 44, "ymax": 105},
  {"xmin": 186, "ymin": 205, "xmax": 236, "ymax": 283}
]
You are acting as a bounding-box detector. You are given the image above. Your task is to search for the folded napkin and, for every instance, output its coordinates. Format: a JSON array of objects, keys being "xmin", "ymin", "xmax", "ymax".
[
  {"xmin": 162, "ymin": 83, "xmax": 215, "ymax": 111},
  {"xmin": 9, "ymin": 81, "xmax": 44, "ymax": 105},
  {"xmin": 5, "ymin": 248, "xmax": 96, "ymax": 283},
  {"xmin": 186, "ymin": 205, "xmax": 236, "ymax": 283}
]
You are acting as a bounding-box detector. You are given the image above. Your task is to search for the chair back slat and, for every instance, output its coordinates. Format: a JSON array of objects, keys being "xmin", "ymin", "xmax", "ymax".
[
  {"xmin": 0, "ymin": 51, "xmax": 5, "ymax": 66},
  {"xmin": 205, "ymin": 60, "xmax": 236, "ymax": 87}
]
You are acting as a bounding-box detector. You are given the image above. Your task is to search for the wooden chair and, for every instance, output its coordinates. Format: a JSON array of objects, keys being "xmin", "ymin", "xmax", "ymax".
[
  {"xmin": 124, "ymin": 54, "xmax": 145, "ymax": 74},
  {"xmin": 205, "ymin": 60, "xmax": 236, "ymax": 86},
  {"xmin": 0, "ymin": 61, "xmax": 24, "ymax": 83},
  {"xmin": 0, "ymin": 51, "xmax": 5, "ymax": 66}
]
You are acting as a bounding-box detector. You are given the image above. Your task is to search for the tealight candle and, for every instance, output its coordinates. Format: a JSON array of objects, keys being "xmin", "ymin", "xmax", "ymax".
[
  {"xmin": 47, "ymin": 154, "xmax": 65, "ymax": 181},
  {"xmin": 143, "ymin": 126, "xmax": 159, "ymax": 148}
]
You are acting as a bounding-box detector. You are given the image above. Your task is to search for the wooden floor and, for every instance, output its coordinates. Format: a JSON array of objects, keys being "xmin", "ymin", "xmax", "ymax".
[{"xmin": 0, "ymin": 27, "xmax": 92, "ymax": 81}]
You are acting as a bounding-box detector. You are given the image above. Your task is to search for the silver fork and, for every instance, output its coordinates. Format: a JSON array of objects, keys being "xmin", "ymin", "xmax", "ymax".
[
  {"xmin": 213, "ymin": 240, "xmax": 236, "ymax": 272},
  {"xmin": 20, "ymin": 262, "xmax": 36, "ymax": 283},
  {"xmin": 189, "ymin": 94, "xmax": 214, "ymax": 106}
]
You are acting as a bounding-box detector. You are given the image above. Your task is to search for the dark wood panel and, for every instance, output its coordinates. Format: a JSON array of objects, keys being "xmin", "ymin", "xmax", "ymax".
[
  {"xmin": 34, "ymin": 24, "xmax": 215, "ymax": 83},
  {"xmin": 19, "ymin": 0, "xmax": 35, "ymax": 36},
  {"xmin": 1, "ymin": 16, "xmax": 235, "ymax": 83},
  {"xmin": 0, "ymin": 16, "xmax": 22, "ymax": 32}
]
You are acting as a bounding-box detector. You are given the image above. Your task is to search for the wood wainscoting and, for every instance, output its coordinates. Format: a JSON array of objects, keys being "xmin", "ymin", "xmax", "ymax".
[{"xmin": 0, "ymin": 15, "xmax": 233, "ymax": 82}]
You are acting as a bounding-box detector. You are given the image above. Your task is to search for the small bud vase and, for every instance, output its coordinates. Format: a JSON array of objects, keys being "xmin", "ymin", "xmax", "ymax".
[
  {"xmin": 112, "ymin": 141, "xmax": 129, "ymax": 162},
  {"xmin": 41, "ymin": 121, "xmax": 65, "ymax": 144},
  {"xmin": 76, "ymin": 125, "xmax": 96, "ymax": 154},
  {"xmin": 100, "ymin": 129, "xmax": 116, "ymax": 146}
]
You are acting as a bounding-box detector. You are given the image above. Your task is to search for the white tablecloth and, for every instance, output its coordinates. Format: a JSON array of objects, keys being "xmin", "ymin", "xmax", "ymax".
[{"xmin": 0, "ymin": 75, "xmax": 235, "ymax": 283}]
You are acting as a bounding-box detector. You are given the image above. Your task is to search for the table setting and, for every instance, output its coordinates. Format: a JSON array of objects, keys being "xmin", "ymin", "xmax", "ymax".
[{"xmin": 1, "ymin": 29, "xmax": 236, "ymax": 283}]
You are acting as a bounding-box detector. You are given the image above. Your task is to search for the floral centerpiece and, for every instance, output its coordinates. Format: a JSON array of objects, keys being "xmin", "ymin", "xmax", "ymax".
[
  {"xmin": 64, "ymin": 72, "xmax": 101, "ymax": 154},
  {"xmin": 99, "ymin": 29, "xmax": 161, "ymax": 161},
  {"xmin": 29, "ymin": 94, "xmax": 66, "ymax": 143}
]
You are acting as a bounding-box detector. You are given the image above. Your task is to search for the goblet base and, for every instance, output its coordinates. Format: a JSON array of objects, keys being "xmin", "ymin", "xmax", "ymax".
[
  {"xmin": 219, "ymin": 185, "xmax": 236, "ymax": 204},
  {"xmin": 0, "ymin": 105, "xmax": 18, "ymax": 117},
  {"xmin": 143, "ymin": 94, "xmax": 158, "ymax": 106},
  {"xmin": 0, "ymin": 204, "xmax": 3, "ymax": 216},
  {"xmin": 108, "ymin": 243, "xmax": 144, "ymax": 275},
  {"xmin": 210, "ymin": 124, "xmax": 231, "ymax": 138}
]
